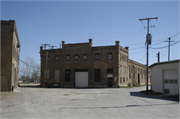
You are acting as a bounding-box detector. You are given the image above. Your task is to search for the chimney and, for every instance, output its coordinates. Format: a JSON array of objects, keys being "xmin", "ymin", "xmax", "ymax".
[
  {"xmin": 89, "ymin": 39, "xmax": 93, "ymax": 47},
  {"xmin": 62, "ymin": 41, "xmax": 66, "ymax": 48},
  {"xmin": 125, "ymin": 47, "xmax": 129, "ymax": 50},
  {"xmin": 115, "ymin": 41, "xmax": 120, "ymax": 46}
]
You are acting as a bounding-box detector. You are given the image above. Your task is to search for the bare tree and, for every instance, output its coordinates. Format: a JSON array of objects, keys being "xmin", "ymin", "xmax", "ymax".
[{"xmin": 20, "ymin": 56, "xmax": 40, "ymax": 83}]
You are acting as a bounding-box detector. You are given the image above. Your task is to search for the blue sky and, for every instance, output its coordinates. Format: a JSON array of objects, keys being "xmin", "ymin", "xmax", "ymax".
[{"xmin": 1, "ymin": 0, "xmax": 179, "ymax": 67}]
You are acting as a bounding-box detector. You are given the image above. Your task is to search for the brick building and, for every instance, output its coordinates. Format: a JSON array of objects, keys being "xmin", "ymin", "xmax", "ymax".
[
  {"xmin": 1, "ymin": 20, "xmax": 20, "ymax": 91},
  {"xmin": 40, "ymin": 39, "xmax": 150, "ymax": 88}
]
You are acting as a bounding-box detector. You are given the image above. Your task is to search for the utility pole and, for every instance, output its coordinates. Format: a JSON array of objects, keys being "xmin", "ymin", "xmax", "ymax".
[
  {"xmin": 41, "ymin": 43, "xmax": 50, "ymax": 50},
  {"xmin": 164, "ymin": 37, "xmax": 174, "ymax": 61},
  {"xmin": 156, "ymin": 52, "xmax": 160, "ymax": 63},
  {"xmin": 46, "ymin": 52, "xmax": 48, "ymax": 87},
  {"xmin": 49, "ymin": 45, "xmax": 57, "ymax": 49},
  {"xmin": 139, "ymin": 17, "xmax": 158, "ymax": 92}
]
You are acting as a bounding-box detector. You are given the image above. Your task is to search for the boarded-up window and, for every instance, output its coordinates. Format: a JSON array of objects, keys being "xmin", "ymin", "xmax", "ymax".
[
  {"xmin": 65, "ymin": 69, "xmax": 70, "ymax": 82},
  {"xmin": 95, "ymin": 69, "xmax": 100, "ymax": 82},
  {"xmin": 55, "ymin": 70, "xmax": 60, "ymax": 82},
  {"xmin": 44, "ymin": 70, "xmax": 49, "ymax": 79}
]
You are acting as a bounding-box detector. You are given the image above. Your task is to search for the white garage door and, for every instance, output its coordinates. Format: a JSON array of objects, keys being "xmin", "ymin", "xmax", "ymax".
[
  {"xmin": 163, "ymin": 69, "xmax": 179, "ymax": 95},
  {"xmin": 75, "ymin": 72, "xmax": 88, "ymax": 87}
]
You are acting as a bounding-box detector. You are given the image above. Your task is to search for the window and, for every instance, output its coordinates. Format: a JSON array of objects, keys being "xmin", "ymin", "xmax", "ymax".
[
  {"xmin": 66, "ymin": 55, "xmax": 70, "ymax": 62},
  {"xmin": 55, "ymin": 56, "xmax": 59, "ymax": 62},
  {"xmin": 107, "ymin": 53, "xmax": 112, "ymax": 60},
  {"xmin": 107, "ymin": 68, "xmax": 113, "ymax": 73},
  {"xmin": 83, "ymin": 54, "xmax": 87, "ymax": 61},
  {"xmin": 169, "ymin": 80, "xmax": 173, "ymax": 83},
  {"xmin": 44, "ymin": 70, "xmax": 49, "ymax": 79},
  {"xmin": 120, "ymin": 77, "xmax": 122, "ymax": 83},
  {"xmin": 174, "ymin": 79, "xmax": 178, "ymax": 83},
  {"xmin": 120, "ymin": 66, "xmax": 122, "ymax": 74},
  {"xmin": 95, "ymin": 69, "xmax": 100, "ymax": 82},
  {"xmin": 74, "ymin": 55, "xmax": 78, "ymax": 62},
  {"xmin": 65, "ymin": 69, "xmax": 70, "ymax": 82},
  {"xmin": 123, "ymin": 77, "xmax": 125, "ymax": 82},
  {"xmin": 164, "ymin": 80, "xmax": 168, "ymax": 83},
  {"xmin": 95, "ymin": 54, "xmax": 100, "ymax": 61},
  {"xmin": 45, "ymin": 56, "xmax": 49, "ymax": 62},
  {"xmin": 129, "ymin": 66, "xmax": 131, "ymax": 79},
  {"xmin": 124, "ymin": 67, "xmax": 126, "ymax": 73},
  {"xmin": 120, "ymin": 53, "xmax": 121, "ymax": 61}
]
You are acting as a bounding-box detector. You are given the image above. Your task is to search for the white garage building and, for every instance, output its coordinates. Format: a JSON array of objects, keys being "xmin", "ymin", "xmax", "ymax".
[{"xmin": 149, "ymin": 60, "xmax": 179, "ymax": 95}]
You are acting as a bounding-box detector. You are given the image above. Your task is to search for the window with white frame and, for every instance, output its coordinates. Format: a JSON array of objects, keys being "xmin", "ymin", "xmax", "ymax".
[
  {"xmin": 45, "ymin": 56, "xmax": 49, "ymax": 62},
  {"xmin": 83, "ymin": 54, "xmax": 87, "ymax": 61},
  {"xmin": 74, "ymin": 55, "xmax": 78, "ymax": 62},
  {"xmin": 95, "ymin": 54, "xmax": 100, "ymax": 61},
  {"xmin": 55, "ymin": 56, "xmax": 59, "ymax": 62},
  {"xmin": 107, "ymin": 53, "xmax": 112, "ymax": 60},
  {"xmin": 66, "ymin": 55, "xmax": 70, "ymax": 62}
]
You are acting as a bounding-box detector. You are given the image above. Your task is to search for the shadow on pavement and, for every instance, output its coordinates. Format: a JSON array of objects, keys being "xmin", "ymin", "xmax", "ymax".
[{"xmin": 130, "ymin": 91, "xmax": 179, "ymax": 102}]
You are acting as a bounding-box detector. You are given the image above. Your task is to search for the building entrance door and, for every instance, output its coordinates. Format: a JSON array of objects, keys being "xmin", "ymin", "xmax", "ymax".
[
  {"xmin": 108, "ymin": 78, "xmax": 112, "ymax": 87},
  {"xmin": 138, "ymin": 74, "xmax": 140, "ymax": 84}
]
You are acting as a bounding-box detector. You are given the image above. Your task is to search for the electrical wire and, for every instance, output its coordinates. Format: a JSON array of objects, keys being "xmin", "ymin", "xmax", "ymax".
[
  {"xmin": 151, "ymin": 0, "xmax": 166, "ymax": 17},
  {"xmin": 157, "ymin": 21, "xmax": 168, "ymax": 37},
  {"xmin": 171, "ymin": 32, "xmax": 180, "ymax": 38},
  {"xmin": 142, "ymin": 0, "xmax": 157, "ymax": 17},
  {"xmin": 139, "ymin": 52, "xmax": 146, "ymax": 62},
  {"xmin": 94, "ymin": 29, "xmax": 143, "ymax": 43},
  {"xmin": 20, "ymin": 59, "xmax": 40, "ymax": 68},
  {"xmin": 150, "ymin": 41, "xmax": 180, "ymax": 49},
  {"xmin": 158, "ymin": 0, "xmax": 174, "ymax": 17},
  {"xmin": 129, "ymin": 47, "xmax": 145, "ymax": 51}
]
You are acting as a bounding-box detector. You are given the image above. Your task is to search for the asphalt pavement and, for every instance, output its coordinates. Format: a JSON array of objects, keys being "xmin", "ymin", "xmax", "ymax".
[{"xmin": 0, "ymin": 84, "xmax": 179, "ymax": 119}]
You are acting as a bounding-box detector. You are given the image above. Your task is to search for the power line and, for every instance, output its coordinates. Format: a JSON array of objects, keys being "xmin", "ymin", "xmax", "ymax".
[
  {"xmin": 129, "ymin": 47, "xmax": 145, "ymax": 51},
  {"xmin": 157, "ymin": 21, "xmax": 168, "ymax": 37},
  {"xmin": 142, "ymin": 0, "xmax": 157, "ymax": 17},
  {"xmin": 158, "ymin": 0, "xmax": 174, "ymax": 17},
  {"xmin": 150, "ymin": 41, "xmax": 180, "ymax": 49},
  {"xmin": 151, "ymin": 0, "xmax": 166, "ymax": 17},
  {"xmin": 171, "ymin": 32, "xmax": 180, "ymax": 38},
  {"xmin": 94, "ymin": 29, "xmax": 143, "ymax": 43},
  {"xmin": 139, "ymin": 53, "xmax": 146, "ymax": 62},
  {"xmin": 20, "ymin": 59, "xmax": 40, "ymax": 68}
]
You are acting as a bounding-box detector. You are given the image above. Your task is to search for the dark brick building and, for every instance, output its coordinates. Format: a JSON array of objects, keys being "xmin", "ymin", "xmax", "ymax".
[
  {"xmin": 1, "ymin": 20, "xmax": 20, "ymax": 91},
  {"xmin": 40, "ymin": 39, "xmax": 150, "ymax": 88}
]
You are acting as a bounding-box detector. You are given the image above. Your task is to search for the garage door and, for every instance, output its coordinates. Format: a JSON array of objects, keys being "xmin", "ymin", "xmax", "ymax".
[
  {"xmin": 163, "ymin": 69, "xmax": 179, "ymax": 95},
  {"xmin": 75, "ymin": 72, "xmax": 88, "ymax": 87}
]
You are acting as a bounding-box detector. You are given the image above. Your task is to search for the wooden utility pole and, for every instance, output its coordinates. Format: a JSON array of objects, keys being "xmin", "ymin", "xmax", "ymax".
[
  {"xmin": 139, "ymin": 17, "xmax": 158, "ymax": 92},
  {"xmin": 156, "ymin": 52, "xmax": 160, "ymax": 62},
  {"xmin": 41, "ymin": 43, "xmax": 50, "ymax": 50},
  {"xmin": 49, "ymin": 45, "xmax": 57, "ymax": 49},
  {"xmin": 165, "ymin": 37, "xmax": 174, "ymax": 61}
]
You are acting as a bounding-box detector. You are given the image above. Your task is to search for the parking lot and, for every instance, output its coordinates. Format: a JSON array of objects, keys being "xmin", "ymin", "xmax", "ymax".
[{"xmin": 0, "ymin": 84, "xmax": 179, "ymax": 119}]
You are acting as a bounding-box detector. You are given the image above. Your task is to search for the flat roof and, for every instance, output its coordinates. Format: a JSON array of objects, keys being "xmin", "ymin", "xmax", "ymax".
[{"xmin": 149, "ymin": 59, "xmax": 180, "ymax": 68}]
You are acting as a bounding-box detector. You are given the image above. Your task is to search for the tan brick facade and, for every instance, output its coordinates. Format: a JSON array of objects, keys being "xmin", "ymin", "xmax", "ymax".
[
  {"xmin": 1, "ymin": 20, "xmax": 20, "ymax": 91},
  {"xmin": 40, "ymin": 39, "xmax": 149, "ymax": 88}
]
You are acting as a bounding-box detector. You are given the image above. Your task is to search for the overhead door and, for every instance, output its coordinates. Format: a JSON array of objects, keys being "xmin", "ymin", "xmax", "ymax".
[
  {"xmin": 75, "ymin": 72, "xmax": 88, "ymax": 87},
  {"xmin": 163, "ymin": 69, "xmax": 178, "ymax": 95},
  {"xmin": 55, "ymin": 70, "xmax": 60, "ymax": 82}
]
